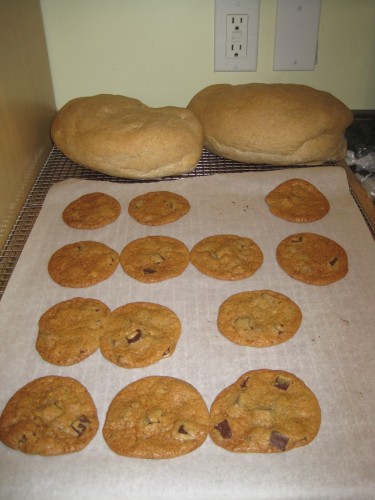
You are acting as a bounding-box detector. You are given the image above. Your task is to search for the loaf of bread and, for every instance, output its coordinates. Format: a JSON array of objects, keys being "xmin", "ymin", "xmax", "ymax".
[
  {"xmin": 187, "ymin": 83, "xmax": 353, "ymax": 165},
  {"xmin": 51, "ymin": 94, "xmax": 204, "ymax": 178}
]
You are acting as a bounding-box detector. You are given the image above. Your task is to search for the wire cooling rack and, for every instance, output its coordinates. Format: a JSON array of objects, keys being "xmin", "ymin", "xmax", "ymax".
[{"xmin": 0, "ymin": 147, "xmax": 373, "ymax": 299}]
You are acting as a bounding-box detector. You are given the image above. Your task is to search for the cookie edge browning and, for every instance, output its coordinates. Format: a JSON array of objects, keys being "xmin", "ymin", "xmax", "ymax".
[
  {"xmin": 276, "ymin": 232, "xmax": 349, "ymax": 285},
  {"xmin": 189, "ymin": 234, "xmax": 264, "ymax": 281},
  {"xmin": 102, "ymin": 375, "xmax": 209, "ymax": 459},
  {"xmin": 217, "ymin": 290, "xmax": 302, "ymax": 347},
  {"xmin": 209, "ymin": 369, "xmax": 321, "ymax": 453},
  {"xmin": 62, "ymin": 192, "xmax": 121, "ymax": 229},
  {"xmin": 128, "ymin": 191, "xmax": 190, "ymax": 226},
  {"xmin": 0, "ymin": 375, "xmax": 99, "ymax": 456},
  {"xmin": 265, "ymin": 178, "xmax": 330, "ymax": 223}
]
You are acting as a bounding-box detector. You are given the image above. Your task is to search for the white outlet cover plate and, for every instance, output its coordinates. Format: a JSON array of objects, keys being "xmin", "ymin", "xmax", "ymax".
[
  {"xmin": 215, "ymin": 0, "xmax": 260, "ymax": 72},
  {"xmin": 273, "ymin": 0, "xmax": 322, "ymax": 71}
]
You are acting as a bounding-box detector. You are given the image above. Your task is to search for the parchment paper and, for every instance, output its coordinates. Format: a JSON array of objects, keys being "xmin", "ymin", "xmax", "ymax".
[{"xmin": 0, "ymin": 167, "xmax": 374, "ymax": 500}]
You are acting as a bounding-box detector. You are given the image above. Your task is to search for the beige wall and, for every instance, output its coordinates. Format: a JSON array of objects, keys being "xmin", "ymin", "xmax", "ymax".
[
  {"xmin": 41, "ymin": 0, "xmax": 375, "ymax": 110},
  {"xmin": 0, "ymin": 0, "xmax": 56, "ymax": 247}
]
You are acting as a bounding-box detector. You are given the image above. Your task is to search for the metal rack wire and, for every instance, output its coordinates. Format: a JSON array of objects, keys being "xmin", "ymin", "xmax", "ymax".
[{"xmin": 0, "ymin": 147, "xmax": 373, "ymax": 299}]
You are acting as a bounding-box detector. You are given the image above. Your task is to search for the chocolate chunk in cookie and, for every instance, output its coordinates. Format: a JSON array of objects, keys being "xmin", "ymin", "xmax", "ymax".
[
  {"xmin": 128, "ymin": 191, "xmax": 190, "ymax": 225},
  {"xmin": 209, "ymin": 369, "xmax": 321, "ymax": 453},
  {"xmin": 103, "ymin": 376, "xmax": 209, "ymax": 458},
  {"xmin": 100, "ymin": 302, "xmax": 181, "ymax": 368},
  {"xmin": 0, "ymin": 376, "xmax": 99, "ymax": 455}
]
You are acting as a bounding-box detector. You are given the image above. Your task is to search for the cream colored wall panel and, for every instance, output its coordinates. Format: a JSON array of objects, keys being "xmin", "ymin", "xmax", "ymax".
[
  {"xmin": 41, "ymin": 0, "xmax": 375, "ymax": 110},
  {"xmin": 0, "ymin": 0, "xmax": 56, "ymax": 247}
]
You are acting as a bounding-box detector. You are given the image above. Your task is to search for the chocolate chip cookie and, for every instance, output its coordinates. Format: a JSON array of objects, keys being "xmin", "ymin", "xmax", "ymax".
[
  {"xmin": 102, "ymin": 376, "xmax": 209, "ymax": 458},
  {"xmin": 100, "ymin": 302, "xmax": 181, "ymax": 368},
  {"xmin": 36, "ymin": 297, "xmax": 111, "ymax": 365},
  {"xmin": 48, "ymin": 241, "xmax": 119, "ymax": 287},
  {"xmin": 190, "ymin": 234, "xmax": 263, "ymax": 280},
  {"xmin": 217, "ymin": 290, "xmax": 302, "ymax": 347},
  {"xmin": 0, "ymin": 376, "xmax": 99, "ymax": 455},
  {"xmin": 265, "ymin": 178, "xmax": 330, "ymax": 222},
  {"xmin": 120, "ymin": 236, "xmax": 189, "ymax": 283},
  {"xmin": 209, "ymin": 369, "xmax": 321, "ymax": 453},
  {"xmin": 62, "ymin": 192, "xmax": 121, "ymax": 229},
  {"xmin": 276, "ymin": 232, "xmax": 348, "ymax": 285},
  {"xmin": 128, "ymin": 191, "xmax": 190, "ymax": 225}
]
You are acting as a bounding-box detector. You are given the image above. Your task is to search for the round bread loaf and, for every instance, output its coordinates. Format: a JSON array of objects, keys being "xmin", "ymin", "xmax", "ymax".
[
  {"xmin": 51, "ymin": 94, "xmax": 204, "ymax": 178},
  {"xmin": 187, "ymin": 83, "xmax": 353, "ymax": 165}
]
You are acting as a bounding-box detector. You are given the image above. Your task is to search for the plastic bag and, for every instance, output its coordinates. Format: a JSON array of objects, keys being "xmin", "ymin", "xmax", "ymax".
[{"xmin": 345, "ymin": 147, "xmax": 375, "ymax": 203}]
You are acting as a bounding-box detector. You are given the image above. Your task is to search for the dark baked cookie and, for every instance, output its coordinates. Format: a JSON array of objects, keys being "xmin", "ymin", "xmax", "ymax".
[
  {"xmin": 276, "ymin": 232, "xmax": 348, "ymax": 285},
  {"xmin": 128, "ymin": 191, "xmax": 190, "ymax": 225},
  {"xmin": 102, "ymin": 376, "xmax": 209, "ymax": 458},
  {"xmin": 0, "ymin": 376, "xmax": 99, "ymax": 455},
  {"xmin": 37, "ymin": 297, "xmax": 111, "ymax": 365},
  {"xmin": 62, "ymin": 192, "xmax": 121, "ymax": 229},
  {"xmin": 120, "ymin": 236, "xmax": 189, "ymax": 283},
  {"xmin": 217, "ymin": 290, "xmax": 302, "ymax": 347},
  {"xmin": 100, "ymin": 302, "xmax": 181, "ymax": 368},
  {"xmin": 48, "ymin": 241, "xmax": 119, "ymax": 287},
  {"xmin": 190, "ymin": 234, "xmax": 263, "ymax": 280},
  {"xmin": 209, "ymin": 369, "xmax": 321, "ymax": 453}
]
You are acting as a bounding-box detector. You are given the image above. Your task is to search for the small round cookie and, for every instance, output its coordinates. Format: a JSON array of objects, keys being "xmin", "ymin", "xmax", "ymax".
[
  {"xmin": 48, "ymin": 241, "xmax": 119, "ymax": 287},
  {"xmin": 128, "ymin": 191, "xmax": 190, "ymax": 226},
  {"xmin": 209, "ymin": 369, "xmax": 321, "ymax": 453},
  {"xmin": 0, "ymin": 376, "xmax": 99, "ymax": 455},
  {"xmin": 100, "ymin": 302, "xmax": 181, "ymax": 368},
  {"xmin": 120, "ymin": 236, "xmax": 189, "ymax": 283},
  {"xmin": 37, "ymin": 297, "xmax": 111, "ymax": 365},
  {"xmin": 276, "ymin": 232, "xmax": 348, "ymax": 285},
  {"xmin": 217, "ymin": 290, "xmax": 302, "ymax": 347},
  {"xmin": 62, "ymin": 192, "xmax": 121, "ymax": 229},
  {"xmin": 190, "ymin": 234, "xmax": 263, "ymax": 280},
  {"xmin": 102, "ymin": 376, "xmax": 209, "ymax": 458},
  {"xmin": 265, "ymin": 178, "xmax": 330, "ymax": 222}
]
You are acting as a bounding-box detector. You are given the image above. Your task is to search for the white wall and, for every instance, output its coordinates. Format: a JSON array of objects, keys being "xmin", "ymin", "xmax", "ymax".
[{"xmin": 41, "ymin": 0, "xmax": 375, "ymax": 110}]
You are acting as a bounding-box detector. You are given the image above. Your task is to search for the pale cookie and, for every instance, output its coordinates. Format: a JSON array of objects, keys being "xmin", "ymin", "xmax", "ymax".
[
  {"xmin": 190, "ymin": 234, "xmax": 263, "ymax": 280},
  {"xmin": 62, "ymin": 192, "xmax": 121, "ymax": 229},
  {"xmin": 36, "ymin": 297, "xmax": 111, "ymax": 365},
  {"xmin": 209, "ymin": 369, "xmax": 321, "ymax": 453},
  {"xmin": 276, "ymin": 232, "xmax": 348, "ymax": 285},
  {"xmin": 48, "ymin": 241, "xmax": 119, "ymax": 287},
  {"xmin": 120, "ymin": 236, "xmax": 189, "ymax": 283},
  {"xmin": 100, "ymin": 302, "xmax": 181, "ymax": 368},
  {"xmin": 265, "ymin": 178, "xmax": 330, "ymax": 222},
  {"xmin": 217, "ymin": 290, "xmax": 302, "ymax": 347},
  {"xmin": 0, "ymin": 376, "xmax": 99, "ymax": 455},
  {"xmin": 128, "ymin": 191, "xmax": 190, "ymax": 226},
  {"xmin": 102, "ymin": 376, "xmax": 209, "ymax": 458}
]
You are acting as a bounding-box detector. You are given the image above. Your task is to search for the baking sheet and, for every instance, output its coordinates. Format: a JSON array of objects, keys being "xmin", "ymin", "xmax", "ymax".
[{"xmin": 0, "ymin": 166, "xmax": 374, "ymax": 500}]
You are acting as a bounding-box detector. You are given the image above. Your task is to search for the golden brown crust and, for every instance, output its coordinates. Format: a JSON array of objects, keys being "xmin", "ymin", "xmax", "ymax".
[
  {"xmin": 102, "ymin": 376, "xmax": 209, "ymax": 458},
  {"xmin": 51, "ymin": 94, "xmax": 204, "ymax": 179},
  {"xmin": 276, "ymin": 232, "xmax": 348, "ymax": 285},
  {"xmin": 217, "ymin": 290, "xmax": 302, "ymax": 347},
  {"xmin": 100, "ymin": 302, "xmax": 181, "ymax": 368},
  {"xmin": 0, "ymin": 376, "xmax": 99, "ymax": 455},
  {"xmin": 48, "ymin": 241, "xmax": 119, "ymax": 288},
  {"xmin": 209, "ymin": 369, "xmax": 321, "ymax": 453},
  {"xmin": 128, "ymin": 191, "xmax": 190, "ymax": 226},
  {"xmin": 265, "ymin": 178, "xmax": 330, "ymax": 222},
  {"xmin": 120, "ymin": 236, "xmax": 189, "ymax": 283},
  {"xmin": 190, "ymin": 234, "xmax": 263, "ymax": 280},
  {"xmin": 62, "ymin": 192, "xmax": 121, "ymax": 229},
  {"xmin": 37, "ymin": 297, "xmax": 111, "ymax": 365},
  {"xmin": 188, "ymin": 83, "xmax": 353, "ymax": 165}
]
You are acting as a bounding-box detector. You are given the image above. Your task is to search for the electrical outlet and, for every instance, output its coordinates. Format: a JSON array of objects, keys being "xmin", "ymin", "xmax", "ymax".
[{"xmin": 215, "ymin": 0, "xmax": 260, "ymax": 72}]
